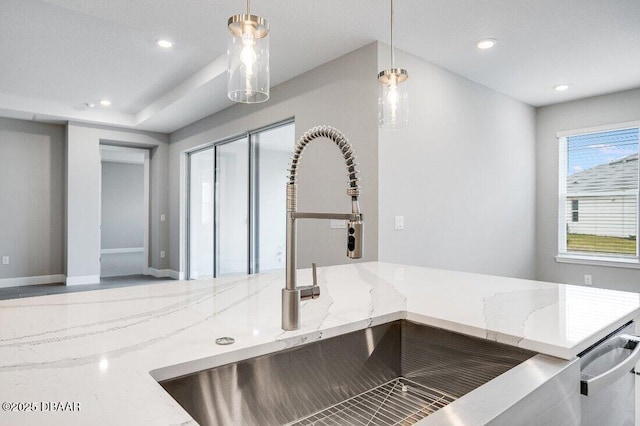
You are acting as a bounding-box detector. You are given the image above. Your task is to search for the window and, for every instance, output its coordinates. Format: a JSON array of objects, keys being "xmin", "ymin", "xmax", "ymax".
[
  {"xmin": 187, "ymin": 120, "xmax": 294, "ymax": 279},
  {"xmin": 571, "ymin": 200, "xmax": 579, "ymax": 222},
  {"xmin": 558, "ymin": 124, "xmax": 639, "ymax": 266}
]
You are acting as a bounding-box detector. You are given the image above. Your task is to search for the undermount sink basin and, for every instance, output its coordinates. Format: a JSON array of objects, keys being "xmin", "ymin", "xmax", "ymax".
[{"xmin": 157, "ymin": 321, "xmax": 536, "ymax": 425}]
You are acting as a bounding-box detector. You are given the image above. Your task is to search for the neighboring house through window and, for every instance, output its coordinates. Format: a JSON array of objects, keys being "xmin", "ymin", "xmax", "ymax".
[{"xmin": 557, "ymin": 124, "xmax": 639, "ymax": 267}]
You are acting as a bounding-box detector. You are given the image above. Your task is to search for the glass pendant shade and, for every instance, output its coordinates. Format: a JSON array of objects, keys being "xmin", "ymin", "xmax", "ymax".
[
  {"xmin": 378, "ymin": 68, "xmax": 408, "ymax": 130},
  {"xmin": 378, "ymin": 0, "xmax": 408, "ymax": 130},
  {"xmin": 227, "ymin": 14, "xmax": 270, "ymax": 103}
]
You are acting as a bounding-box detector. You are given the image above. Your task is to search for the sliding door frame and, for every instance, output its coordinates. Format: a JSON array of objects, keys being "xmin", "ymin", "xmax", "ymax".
[{"xmin": 186, "ymin": 118, "xmax": 295, "ymax": 280}]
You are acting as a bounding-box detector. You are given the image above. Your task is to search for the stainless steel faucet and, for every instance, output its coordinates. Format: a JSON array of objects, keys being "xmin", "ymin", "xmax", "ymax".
[{"xmin": 282, "ymin": 125, "xmax": 363, "ymax": 331}]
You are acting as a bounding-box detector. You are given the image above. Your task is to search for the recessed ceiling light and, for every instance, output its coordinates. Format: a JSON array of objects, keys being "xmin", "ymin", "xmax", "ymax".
[
  {"xmin": 157, "ymin": 39, "xmax": 173, "ymax": 48},
  {"xmin": 84, "ymin": 102, "xmax": 95, "ymax": 108},
  {"xmin": 553, "ymin": 84, "xmax": 570, "ymax": 92},
  {"xmin": 99, "ymin": 99, "xmax": 111, "ymax": 107},
  {"xmin": 477, "ymin": 38, "xmax": 497, "ymax": 50}
]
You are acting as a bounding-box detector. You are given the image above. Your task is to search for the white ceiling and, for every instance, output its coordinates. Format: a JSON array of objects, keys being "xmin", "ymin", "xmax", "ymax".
[{"xmin": 1, "ymin": 0, "xmax": 639, "ymax": 133}]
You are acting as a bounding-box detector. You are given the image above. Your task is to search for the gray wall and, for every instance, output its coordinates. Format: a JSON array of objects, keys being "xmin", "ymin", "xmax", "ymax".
[
  {"xmin": 378, "ymin": 44, "xmax": 537, "ymax": 279},
  {"xmin": 169, "ymin": 43, "xmax": 379, "ymax": 274},
  {"xmin": 101, "ymin": 162, "xmax": 145, "ymax": 249},
  {"xmin": 0, "ymin": 117, "xmax": 65, "ymax": 279},
  {"xmin": 67, "ymin": 123, "xmax": 169, "ymax": 283},
  {"xmin": 536, "ymin": 88, "xmax": 640, "ymax": 291}
]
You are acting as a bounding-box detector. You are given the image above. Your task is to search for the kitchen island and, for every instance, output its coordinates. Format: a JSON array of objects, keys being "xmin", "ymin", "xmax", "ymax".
[{"xmin": 0, "ymin": 262, "xmax": 638, "ymax": 425}]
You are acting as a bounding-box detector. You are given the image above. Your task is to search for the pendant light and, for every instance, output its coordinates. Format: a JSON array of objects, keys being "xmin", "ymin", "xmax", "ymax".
[
  {"xmin": 227, "ymin": 0, "xmax": 270, "ymax": 103},
  {"xmin": 378, "ymin": 0, "xmax": 408, "ymax": 129}
]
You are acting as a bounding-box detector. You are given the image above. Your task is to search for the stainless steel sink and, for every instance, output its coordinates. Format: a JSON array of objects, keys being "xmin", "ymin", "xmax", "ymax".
[{"xmin": 158, "ymin": 320, "xmax": 537, "ymax": 425}]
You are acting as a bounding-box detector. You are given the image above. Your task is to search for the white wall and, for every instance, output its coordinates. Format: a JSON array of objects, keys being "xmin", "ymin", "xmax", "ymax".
[
  {"xmin": 0, "ymin": 117, "xmax": 65, "ymax": 283},
  {"xmin": 378, "ymin": 44, "xmax": 537, "ymax": 279},
  {"xmin": 536, "ymin": 88, "xmax": 640, "ymax": 291},
  {"xmin": 66, "ymin": 123, "xmax": 170, "ymax": 284},
  {"xmin": 169, "ymin": 43, "xmax": 379, "ymax": 275}
]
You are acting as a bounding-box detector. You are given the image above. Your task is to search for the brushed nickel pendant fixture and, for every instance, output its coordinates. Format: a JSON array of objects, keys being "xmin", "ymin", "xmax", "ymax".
[
  {"xmin": 227, "ymin": 0, "xmax": 270, "ymax": 103},
  {"xmin": 378, "ymin": 0, "xmax": 408, "ymax": 129}
]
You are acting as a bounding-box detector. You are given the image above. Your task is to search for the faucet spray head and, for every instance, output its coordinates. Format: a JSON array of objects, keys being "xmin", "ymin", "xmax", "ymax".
[{"xmin": 347, "ymin": 218, "xmax": 364, "ymax": 259}]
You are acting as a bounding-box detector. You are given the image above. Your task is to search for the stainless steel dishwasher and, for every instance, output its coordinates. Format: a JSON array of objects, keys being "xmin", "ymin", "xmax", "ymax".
[{"xmin": 580, "ymin": 321, "xmax": 640, "ymax": 426}]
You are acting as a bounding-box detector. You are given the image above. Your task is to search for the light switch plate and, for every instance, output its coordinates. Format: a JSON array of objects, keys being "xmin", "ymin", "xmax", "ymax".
[
  {"xmin": 584, "ymin": 274, "xmax": 592, "ymax": 285},
  {"xmin": 160, "ymin": 251, "xmax": 166, "ymax": 258},
  {"xmin": 2, "ymin": 256, "xmax": 8, "ymax": 265},
  {"xmin": 330, "ymin": 220, "xmax": 346, "ymax": 229},
  {"xmin": 394, "ymin": 216, "xmax": 404, "ymax": 230},
  {"xmin": 160, "ymin": 214, "xmax": 166, "ymax": 222}
]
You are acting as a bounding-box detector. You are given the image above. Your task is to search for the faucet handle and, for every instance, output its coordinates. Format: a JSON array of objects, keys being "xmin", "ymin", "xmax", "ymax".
[
  {"xmin": 300, "ymin": 263, "xmax": 321, "ymax": 301},
  {"xmin": 312, "ymin": 262, "xmax": 317, "ymax": 287}
]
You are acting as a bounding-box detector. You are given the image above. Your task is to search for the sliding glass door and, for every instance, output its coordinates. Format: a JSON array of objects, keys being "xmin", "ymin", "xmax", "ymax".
[
  {"xmin": 188, "ymin": 120, "xmax": 294, "ymax": 279},
  {"xmin": 252, "ymin": 124, "xmax": 295, "ymax": 272},
  {"xmin": 215, "ymin": 138, "xmax": 249, "ymax": 276},
  {"xmin": 188, "ymin": 147, "xmax": 214, "ymax": 280}
]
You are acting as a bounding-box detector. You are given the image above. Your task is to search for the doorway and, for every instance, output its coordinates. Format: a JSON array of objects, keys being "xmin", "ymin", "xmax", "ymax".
[{"xmin": 99, "ymin": 146, "xmax": 150, "ymax": 278}]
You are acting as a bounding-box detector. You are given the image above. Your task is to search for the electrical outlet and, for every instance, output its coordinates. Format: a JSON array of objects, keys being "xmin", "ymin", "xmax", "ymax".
[
  {"xmin": 584, "ymin": 274, "xmax": 592, "ymax": 285},
  {"xmin": 330, "ymin": 220, "xmax": 346, "ymax": 229},
  {"xmin": 394, "ymin": 216, "xmax": 404, "ymax": 230},
  {"xmin": 1, "ymin": 256, "xmax": 8, "ymax": 265},
  {"xmin": 160, "ymin": 251, "xmax": 166, "ymax": 259},
  {"xmin": 160, "ymin": 214, "xmax": 166, "ymax": 222}
]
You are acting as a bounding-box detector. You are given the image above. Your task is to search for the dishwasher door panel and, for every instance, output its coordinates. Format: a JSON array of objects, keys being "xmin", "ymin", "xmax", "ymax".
[
  {"xmin": 580, "ymin": 323, "xmax": 639, "ymax": 426},
  {"xmin": 581, "ymin": 369, "xmax": 634, "ymax": 426}
]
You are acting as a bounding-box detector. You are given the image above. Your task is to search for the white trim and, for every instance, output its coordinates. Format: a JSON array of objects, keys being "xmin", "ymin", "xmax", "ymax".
[
  {"xmin": 556, "ymin": 120, "xmax": 640, "ymax": 138},
  {"xmin": 148, "ymin": 268, "xmax": 182, "ymax": 280},
  {"xmin": 556, "ymin": 254, "xmax": 640, "ymax": 269},
  {"xmin": 101, "ymin": 247, "xmax": 144, "ymax": 254},
  {"xmin": 180, "ymin": 151, "xmax": 188, "ymax": 279},
  {"xmin": 0, "ymin": 274, "xmax": 66, "ymax": 289},
  {"xmin": 143, "ymin": 151, "xmax": 150, "ymax": 278},
  {"xmin": 66, "ymin": 275, "xmax": 100, "ymax": 286},
  {"xmin": 558, "ymin": 136, "xmax": 568, "ymax": 254},
  {"xmin": 99, "ymin": 145, "xmax": 150, "ymax": 277},
  {"xmin": 557, "ymin": 123, "xmax": 639, "ymax": 262},
  {"xmin": 101, "ymin": 158, "xmax": 145, "ymax": 165}
]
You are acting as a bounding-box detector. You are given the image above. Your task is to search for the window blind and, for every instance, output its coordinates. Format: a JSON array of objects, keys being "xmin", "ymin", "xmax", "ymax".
[{"xmin": 561, "ymin": 127, "xmax": 638, "ymax": 257}]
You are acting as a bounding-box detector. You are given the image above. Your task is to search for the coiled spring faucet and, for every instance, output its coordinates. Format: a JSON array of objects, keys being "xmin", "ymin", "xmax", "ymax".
[{"xmin": 282, "ymin": 125, "xmax": 363, "ymax": 331}]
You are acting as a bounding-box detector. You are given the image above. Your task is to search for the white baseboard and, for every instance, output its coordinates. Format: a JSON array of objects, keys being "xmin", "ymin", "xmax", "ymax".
[
  {"xmin": 66, "ymin": 275, "xmax": 100, "ymax": 286},
  {"xmin": 148, "ymin": 268, "xmax": 182, "ymax": 280},
  {"xmin": 0, "ymin": 274, "xmax": 66, "ymax": 289}
]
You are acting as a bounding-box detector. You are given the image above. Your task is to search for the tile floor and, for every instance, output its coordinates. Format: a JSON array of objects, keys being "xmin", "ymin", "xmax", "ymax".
[{"xmin": 0, "ymin": 275, "xmax": 173, "ymax": 300}]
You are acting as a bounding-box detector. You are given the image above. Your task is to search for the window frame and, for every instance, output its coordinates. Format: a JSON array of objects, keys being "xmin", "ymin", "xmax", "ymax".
[{"xmin": 556, "ymin": 120, "xmax": 640, "ymax": 268}]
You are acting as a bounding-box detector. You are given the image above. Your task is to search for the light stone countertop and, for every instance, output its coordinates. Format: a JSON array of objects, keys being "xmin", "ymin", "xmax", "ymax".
[{"xmin": 0, "ymin": 262, "xmax": 638, "ymax": 425}]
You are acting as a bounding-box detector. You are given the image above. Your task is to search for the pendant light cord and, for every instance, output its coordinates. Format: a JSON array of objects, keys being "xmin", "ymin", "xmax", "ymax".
[
  {"xmin": 390, "ymin": 0, "xmax": 395, "ymax": 68},
  {"xmin": 247, "ymin": 0, "xmax": 251, "ymax": 14}
]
